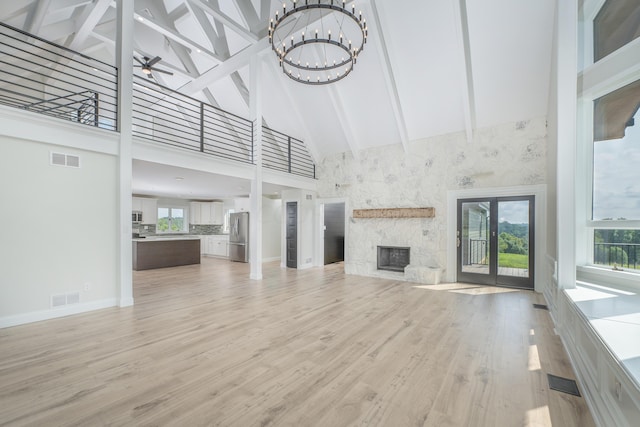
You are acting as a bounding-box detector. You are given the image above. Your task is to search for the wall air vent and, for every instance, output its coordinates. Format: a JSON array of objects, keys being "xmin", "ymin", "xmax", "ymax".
[
  {"xmin": 51, "ymin": 292, "xmax": 81, "ymax": 308},
  {"xmin": 50, "ymin": 152, "xmax": 80, "ymax": 168}
]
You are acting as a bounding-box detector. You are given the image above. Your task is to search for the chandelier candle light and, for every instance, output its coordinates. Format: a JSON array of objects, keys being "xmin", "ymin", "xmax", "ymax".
[{"xmin": 269, "ymin": 0, "xmax": 368, "ymax": 85}]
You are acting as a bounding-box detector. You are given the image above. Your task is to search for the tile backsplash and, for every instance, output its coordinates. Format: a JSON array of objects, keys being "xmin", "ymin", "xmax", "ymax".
[
  {"xmin": 134, "ymin": 224, "xmax": 156, "ymax": 235},
  {"xmin": 133, "ymin": 224, "xmax": 224, "ymax": 236},
  {"xmin": 190, "ymin": 224, "xmax": 223, "ymax": 235}
]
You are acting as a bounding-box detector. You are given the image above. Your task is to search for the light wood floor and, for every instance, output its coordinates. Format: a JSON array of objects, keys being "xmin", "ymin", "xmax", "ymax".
[{"xmin": 0, "ymin": 259, "xmax": 595, "ymax": 426}]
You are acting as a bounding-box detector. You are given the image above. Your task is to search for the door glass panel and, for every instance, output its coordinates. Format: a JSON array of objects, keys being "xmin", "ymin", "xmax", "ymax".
[
  {"xmin": 461, "ymin": 201, "xmax": 490, "ymax": 274},
  {"xmin": 497, "ymin": 201, "xmax": 530, "ymax": 278}
]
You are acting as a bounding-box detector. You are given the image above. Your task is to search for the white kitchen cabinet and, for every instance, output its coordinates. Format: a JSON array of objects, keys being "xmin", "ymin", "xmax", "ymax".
[
  {"xmin": 211, "ymin": 202, "xmax": 224, "ymax": 224},
  {"xmin": 190, "ymin": 202, "xmax": 224, "ymax": 225},
  {"xmin": 132, "ymin": 197, "xmax": 158, "ymax": 224},
  {"xmin": 201, "ymin": 235, "xmax": 228, "ymax": 257},
  {"xmin": 142, "ymin": 198, "xmax": 157, "ymax": 224}
]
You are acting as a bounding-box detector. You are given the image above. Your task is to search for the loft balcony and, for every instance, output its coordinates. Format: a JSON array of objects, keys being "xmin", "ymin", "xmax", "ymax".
[{"xmin": 0, "ymin": 22, "xmax": 315, "ymax": 179}]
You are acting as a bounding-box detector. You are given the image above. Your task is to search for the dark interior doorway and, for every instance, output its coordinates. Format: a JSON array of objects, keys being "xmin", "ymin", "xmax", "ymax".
[
  {"xmin": 286, "ymin": 202, "xmax": 297, "ymax": 268},
  {"xmin": 323, "ymin": 202, "xmax": 345, "ymax": 265}
]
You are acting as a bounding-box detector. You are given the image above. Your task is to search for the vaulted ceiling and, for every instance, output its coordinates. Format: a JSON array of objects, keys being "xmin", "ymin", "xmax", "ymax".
[{"xmin": 0, "ymin": 0, "xmax": 556, "ymax": 163}]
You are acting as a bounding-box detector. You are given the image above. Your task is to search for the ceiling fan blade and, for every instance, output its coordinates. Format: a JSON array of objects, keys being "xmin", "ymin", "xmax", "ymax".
[
  {"xmin": 134, "ymin": 56, "xmax": 145, "ymax": 66},
  {"xmin": 147, "ymin": 56, "xmax": 162, "ymax": 67},
  {"xmin": 153, "ymin": 68, "xmax": 173, "ymax": 75}
]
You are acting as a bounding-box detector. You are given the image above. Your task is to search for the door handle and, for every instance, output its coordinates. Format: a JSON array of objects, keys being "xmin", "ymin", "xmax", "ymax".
[{"xmin": 457, "ymin": 237, "xmax": 461, "ymax": 248}]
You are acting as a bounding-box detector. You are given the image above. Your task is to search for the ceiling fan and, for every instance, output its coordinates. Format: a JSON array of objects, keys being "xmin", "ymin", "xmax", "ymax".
[{"xmin": 134, "ymin": 56, "xmax": 173, "ymax": 79}]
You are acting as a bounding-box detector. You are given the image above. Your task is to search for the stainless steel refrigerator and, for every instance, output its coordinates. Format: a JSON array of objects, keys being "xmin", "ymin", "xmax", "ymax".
[{"xmin": 229, "ymin": 212, "xmax": 249, "ymax": 262}]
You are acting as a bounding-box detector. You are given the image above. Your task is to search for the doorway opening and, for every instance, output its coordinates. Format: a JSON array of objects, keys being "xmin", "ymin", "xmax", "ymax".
[
  {"xmin": 323, "ymin": 202, "xmax": 345, "ymax": 265},
  {"xmin": 457, "ymin": 196, "xmax": 535, "ymax": 289},
  {"xmin": 286, "ymin": 201, "xmax": 297, "ymax": 268}
]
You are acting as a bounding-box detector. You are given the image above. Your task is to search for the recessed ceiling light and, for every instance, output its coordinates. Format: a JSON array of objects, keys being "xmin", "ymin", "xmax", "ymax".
[
  {"xmin": 175, "ymin": 176, "xmax": 184, "ymax": 181},
  {"xmin": 196, "ymin": 48, "xmax": 201, "ymax": 53}
]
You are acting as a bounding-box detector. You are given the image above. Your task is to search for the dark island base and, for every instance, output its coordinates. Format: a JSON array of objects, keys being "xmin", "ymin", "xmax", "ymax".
[{"xmin": 133, "ymin": 239, "xmax": 201, "ymax": 271}]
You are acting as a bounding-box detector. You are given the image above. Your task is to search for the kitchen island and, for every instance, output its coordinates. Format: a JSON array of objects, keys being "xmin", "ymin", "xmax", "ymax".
[{"xmin": 132, "ymin": 236, "xmax": 200, "ymax": 271}]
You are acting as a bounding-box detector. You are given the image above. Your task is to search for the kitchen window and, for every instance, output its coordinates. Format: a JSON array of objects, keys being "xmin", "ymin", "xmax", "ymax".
[{"xmin": 157, "ymin": 207, "xmax": 186, "ymax": 233}]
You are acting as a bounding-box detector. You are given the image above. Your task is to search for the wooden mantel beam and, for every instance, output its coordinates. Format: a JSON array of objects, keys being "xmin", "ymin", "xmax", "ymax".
[{"xmin": 353, "ymin": 208, "xmax": 435, "ymax": 219}]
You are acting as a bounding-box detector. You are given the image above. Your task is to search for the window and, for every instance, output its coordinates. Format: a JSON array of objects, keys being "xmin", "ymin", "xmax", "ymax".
[
  {"xmin": 594, "ymin": 0, "xmax": 640, "ymax": 62},
  {"xmin": 590, "ymin": 80, "xmax": 640, "ymax": 272},
  {"xmin": 157, "ymin": 207, "xmax": 186, "ymax": 233},
  {"xmin": 592, "ymin": 79, "xmax": 640, "ymax": 221},
  {"xmin": 579, "ymin": 1, "xmax": 640, "ymax": 282}
]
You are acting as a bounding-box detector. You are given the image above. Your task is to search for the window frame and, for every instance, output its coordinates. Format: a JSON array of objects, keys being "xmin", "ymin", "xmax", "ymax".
[
  {"xmin": 577, "ymin": 0, "xmax": 640, "ymax": 286},
  {"xmin": 156, "ymin": 206, "xmax": 187, "ymax": 234}
]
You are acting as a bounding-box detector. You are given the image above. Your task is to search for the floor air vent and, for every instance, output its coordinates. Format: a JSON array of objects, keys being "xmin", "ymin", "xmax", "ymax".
[
  {"xmin": 547, "ymin": 374, "xmax": 581, "ymax": 396},
  {"xmin": 50, "ymin": 152, "xmax": 80, "ymax": 168},
  {"xmin": 533, "ymin": 303, "xmax": 549, "ymax": 310}
]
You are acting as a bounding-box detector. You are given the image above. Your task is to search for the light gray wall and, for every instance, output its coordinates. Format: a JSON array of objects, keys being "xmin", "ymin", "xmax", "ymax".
[{"xmin": 0, "ymin": 136, "xmax": 118, "ymax": 323}]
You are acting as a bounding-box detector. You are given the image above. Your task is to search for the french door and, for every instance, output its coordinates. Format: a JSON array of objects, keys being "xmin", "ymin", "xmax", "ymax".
[{"xmin": 457, "ymin": 196, "xmax": 534, "ymax": 289}]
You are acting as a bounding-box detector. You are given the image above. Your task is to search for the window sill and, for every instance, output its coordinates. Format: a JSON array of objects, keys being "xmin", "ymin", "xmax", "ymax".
[
  {"xmin": 565, "ymin": 281, "xmax": 640, "ymax": 391},
  {"xmin": 577, "ymin": 265, "xmax": 640, "ymax": 292}
]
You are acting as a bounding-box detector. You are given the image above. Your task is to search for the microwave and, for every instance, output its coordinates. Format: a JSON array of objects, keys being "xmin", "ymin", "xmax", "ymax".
[{"xmin": 132, "ymin": 211, "xmax": 143, "ymax": 223}]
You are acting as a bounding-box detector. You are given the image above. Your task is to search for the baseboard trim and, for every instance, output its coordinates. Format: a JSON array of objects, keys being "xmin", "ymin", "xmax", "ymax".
[
  {"xmin": 262, "ymin": 257, "xmax": 281, "ymax": 263},
  {"xmin": 0, "ymin": 298, "xmax": 118, "ymax": 329}
]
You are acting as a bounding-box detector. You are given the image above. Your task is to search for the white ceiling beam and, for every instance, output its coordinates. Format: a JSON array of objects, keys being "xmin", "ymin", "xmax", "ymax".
[
  {"xmin": 181, "ymin": 38, "xmax": 269, "ymax": 95},
  {"xmin": 90, "ymin": 30, "xmax": 197, "ymax": 81},
  {"xmin": 327, "ymin": 84, "xmax": 360, "ymax": 160},
  {"xmin": 0, "ymin": 3, "xmax": 32, "ymax": 22},
  {"xmin": 259, "ymin": 0, "xmax": 270, "ymax": 22},
  {"xmin": 189, "ymin": 0, "xmax": 259, "ymax": 43},
  {"xmin": 185, "ymin": 0, "xmax": 226, "ymax": 57},
  {"xmin": 369, "ymin": 0, "xmax": 409, "ymax": 153},
  {"xmin": 68, "ymin": 0, "xmax": 111, "ymax": 50},
  {"xmin": 50, "ymin": 0, "xmax": 92, "ymax": 13},
  {"xmin": 25, "ymin": 0, "xmax": 52, "ymax": 34},
  {"xmin": 452, "ymin": 0, "xmax": 476, "ymax": 144},
  {"xmin": 264, "ymin": 58, "xmax": 320, "ymax": 164},
  {"xmin": 132, "ymin": 12, "xmax": 223, "ymax": 63},
  {"xmin": 232, "ymin": 0, "xmax": 262, "ymax": 35}
]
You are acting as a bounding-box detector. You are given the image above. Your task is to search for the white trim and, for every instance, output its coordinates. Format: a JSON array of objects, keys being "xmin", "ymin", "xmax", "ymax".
[
  {"xmin": 578, "ymin": 38, "xmax": 640, "ymax": 99},
  {"xmin": 0, "ymin": 298, "xmax": 118, "ymax": 329},
  {"xmin": 446, "ymin": 184, "xmax": 547, "ymax": 291},
  {"xmin": 577, "ymin": 265, "xmax": 640, "ymax": 292},
  {"xmin": 262, "ymin": 256, "xmax": 281, "ymax": 263},
  {"xmin": 0, "ymin": 103, "xmax": 119, "ymax": 155}
]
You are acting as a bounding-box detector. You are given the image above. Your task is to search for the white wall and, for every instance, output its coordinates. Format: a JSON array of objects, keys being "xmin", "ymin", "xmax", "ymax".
[
  {"xmin": 0, "ymin": 136, "xmax": 118, "ymax": 326},
  {"xmin": 316, "ymin": 117, "xmax": 548, "ymax": 280},
  {"xmin": 262, "ymin": 197, "xmax": 281, "ymax": 262}
]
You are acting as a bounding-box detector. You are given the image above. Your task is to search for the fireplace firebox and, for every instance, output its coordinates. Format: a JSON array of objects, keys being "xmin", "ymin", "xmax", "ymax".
[{"xmin": 377, "ymin": 246, "xmax": 410, "ymax": 272}]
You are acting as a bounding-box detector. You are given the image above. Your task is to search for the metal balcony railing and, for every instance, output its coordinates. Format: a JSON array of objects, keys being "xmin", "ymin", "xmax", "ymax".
[
  {"xmin": 0, "ymin": 22, "xmax": 316, "ymax": 179},
  {"xmin": 594, "ymin": 242, "xmax": 640, "ymax": 269},
  {"xmin": 262, "ymin": 125, "xmax": 315, "ymax": 178},
  {"xmin": 132, "ymin": 76, "xmax": 254, "ymax": 165},
  {"xmin": 0, "ymin": 22, "xmax": 117, "ymax": 130},
  {"xmin": 467, "ymin": 239, "xmax": 488, "ymax": 265}
]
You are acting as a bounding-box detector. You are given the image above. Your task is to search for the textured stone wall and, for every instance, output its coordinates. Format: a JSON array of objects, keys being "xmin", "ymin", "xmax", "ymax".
[{"xmin": 316, "ymin": 117, "xmax": 547, "ymax": 279}]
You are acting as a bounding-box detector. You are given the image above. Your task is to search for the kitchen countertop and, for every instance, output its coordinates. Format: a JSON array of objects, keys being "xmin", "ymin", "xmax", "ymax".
[{"xmin": 133, "ymin": 235, "xmax": 201, "ymax": 242}]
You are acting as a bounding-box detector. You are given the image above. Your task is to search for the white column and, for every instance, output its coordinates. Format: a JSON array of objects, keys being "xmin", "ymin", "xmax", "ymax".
[
  {"xmin": 556, "ymin": 0, "xmax": 578, "ymax": 290},
  {"xmin": 116, "ymin": 0, "xmax": 134, "ymax": 305},
  {"xmin": 249, "ymin": 54, "xmax": 263, "ymax": 280}
]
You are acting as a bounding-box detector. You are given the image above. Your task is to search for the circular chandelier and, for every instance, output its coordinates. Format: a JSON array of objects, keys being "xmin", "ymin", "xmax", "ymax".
[{"xmin": 268, "ymin": 0, "xmax": 368, "ymax": 85}]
